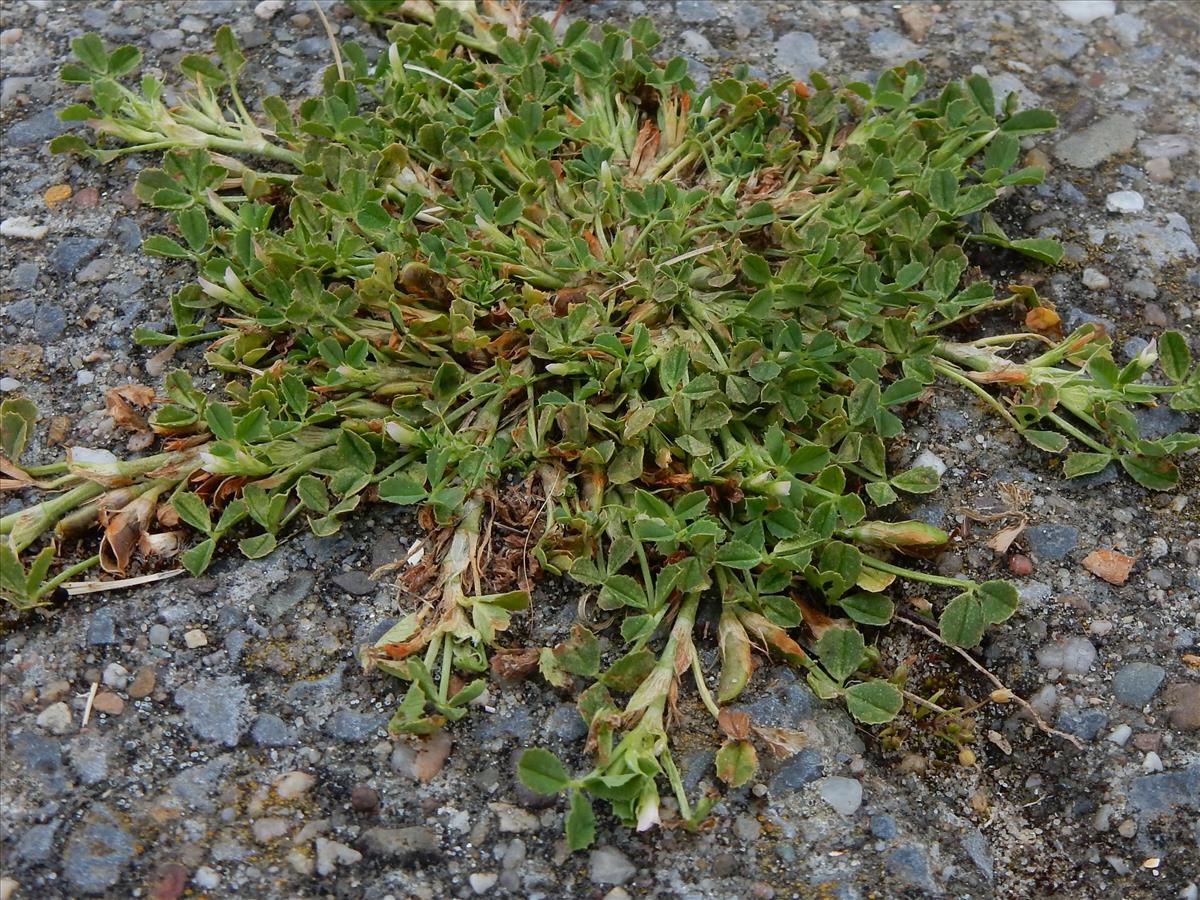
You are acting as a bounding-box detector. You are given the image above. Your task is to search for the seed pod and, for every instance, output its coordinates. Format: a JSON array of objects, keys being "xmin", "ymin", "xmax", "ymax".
[{"xmin": 842, "ymin": 520, "xmax": 949, "ymax": 550}]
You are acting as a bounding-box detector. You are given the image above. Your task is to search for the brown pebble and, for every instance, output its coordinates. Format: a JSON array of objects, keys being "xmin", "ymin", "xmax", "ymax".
[
  {"xmin": 128, "ymin": 666, "xmax": 156, "ymax": 699},
  {"xmin": 1164, "ymin": 683, "xmax": 1200, "ymax": 731},
  {"xmin": 148, "ymin": 862, "xmax": 188, "ymax": 900},
  {"xmin": 93, "ymin": 692, "xmax": 125, "ymax": 716},
  {"xmin": 1143, "ymin": 303, "xmax": 1168, "ymax": 328},
  {"xmin": 1007, "ymin": 553, "xmax": 1033, "ymax": 576},
  {"xmin": 1131, "ymin": 732, "xmax": 1160, "ymax": 752},
  {"xmin": 42, "ymin": 679, "xmax": 71, "ymax": 703},
  {"xmin": 350, "ymin": 785, "xmax": 380, "ymax": 812},
  {"xmin": 72, "ymin": 186, "xmax": 100, "ymax": 209},
  {"xmin": 47, "ymin": 416, "xmax": 71, "ymax": 445}
]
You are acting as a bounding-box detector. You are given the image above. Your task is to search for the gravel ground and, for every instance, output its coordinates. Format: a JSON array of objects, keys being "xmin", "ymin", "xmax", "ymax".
[{"xmin": 1, "ymin": 1, "xmax": 1198, "ymax": 898}]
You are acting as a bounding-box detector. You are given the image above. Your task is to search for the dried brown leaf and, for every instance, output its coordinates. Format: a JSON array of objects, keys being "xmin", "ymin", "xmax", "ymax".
[
  {"xmin": 717, "ymin": 708, "xmax": 750, "ymax": 741},
  {"xmin": 986, "ymin": 521, "xmax": 1026, "ymax": 554}
]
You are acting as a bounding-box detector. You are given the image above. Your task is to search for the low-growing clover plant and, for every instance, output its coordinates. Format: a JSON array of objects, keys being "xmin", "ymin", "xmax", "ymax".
[{"xmin": 2, "ymin": 0, "xmax": 1197, "ymax": 845}]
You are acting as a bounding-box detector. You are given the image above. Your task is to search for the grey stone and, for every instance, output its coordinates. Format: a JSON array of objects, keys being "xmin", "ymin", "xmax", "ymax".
[
  {"xmin": 1109, "ymin": 212, "xmax": 1197, "ymax": 266},
  {"xmin": 676, "ymin": 0, "xmax": 716, "ymax": 23},
  {"xmin": 867, "ymin": 28, "xmax": 919, "ymax": 62},
  {"xmin": 50, "ymin": 237, "xmax": 104, "ymax": 278},
  {"xmin": 295, "ymin": 36, "xmax": 329, "ymax": 56},
  {"xmin": 1112, "ymin": 662, "xmax": 1166, "ymax": 708},
  {"xmin": 1055, "ymin": 708, "xmax": 1108, "ymax": 741},
  {"xmin": 1138, "ymin": 134, "xmax": 1191, "ymax": 159},
  {"xmin": 260, "ymin": 570, "xmax": 315, "ymax": 620},
  {"xmin": 331, "ymin": 570, "xmax": 377, "ymax": 596},
  {"xmin": 961, "ymin": 825, "xmax": 994, "ymax": 881},
  {"xmin": 870, "ymin": 814, "xmax": 898, "ymax": 840},
  {"xmin": 148, "ymin": 28, "xmax": 183, "ymax": 50},
  {"xmin": 62, "ymin": 812, "xmax": 135, "ymax": 894},
  {"xmin": 590, "ymin": 846, "xmax": 636, "ymax": 885},
  {"xmin": 358, "ymin": 826, "xmax": 440, "ymax": 860},
  {"xmin": 216, "ymin": 605, "xmax": 246, "ymax": 629},
  {"xmin": 774, "ymin": 32, "xmax": 825, "ymax": 79},
  {"xmin": 769, "ymin": 748, "xmax": 824, "ymax": 792},
  {"xmin": 15, "ymin": 822, "xmax": 57, "ymax": 866},
  {"xmin": 6, "ymin": 108, "xmax": 69, "ymax": 147},
  {"xmin": 544, "ymin": 703, "xmax": 587, "ymax": 743},
  {"xmin": 324, "ymin": 709, "xmax": 386, "ymax": 742},
  {"xmin": 886, "ymin": 845, "xmax": 938, "ymax": 893},
  {"xmin": 225, "ymin": 629, "xmax": 249, "ymax": 665},
  {"xmin": 86, "ymin": 608, "xmax": 118, "ymax": 645},
  {"xmin": 70, "ymin": 743, "xmax": 109, "ymax": 786},
  {"xmin": 170, "ymin": 758, "xmax": 230, "ymax": 812},
  {"xmin": 251, "ymin": 713, "xmax": 299, "ymax": 747},
  {"xmin": 10, "ymin": 262, "xmax": 38, "ymax": 291},
  {"xmin": 1025, "ymin": 523, "xmax": 1079, "ymax": 560},
  {"xmin": 733, "ymin": 681, "xmax": 817, "ymax": 731},
  {"xmin": 5, "ymin": 297, "xmax": 36, "ymax": 324},
  {"xmin": 1053, "ymin": 114, "xmax": 1137, "ymax": 169},
  {"xmin": 148, "ymin": 623, "xmax": 170, "ymax": 646},
  {"xmin": 286, "ymin": 666, "xmax": 344, "ymax": 705},
  {"xmin": 175, "ymin": 677, "xmax": 250, "ymax": 747},
  {"xmin": 479, "ymin": 707, "xmax": 534, "ymax": 741},
  {"xmin": 1127, "ymin": 764, "xmax": 1200, "ymax": 819},
  {"xmin": 817, "ymin": 776, "xmax": 863, "ymax": 815}
]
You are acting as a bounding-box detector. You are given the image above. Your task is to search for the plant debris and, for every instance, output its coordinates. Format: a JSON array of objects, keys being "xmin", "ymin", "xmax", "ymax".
[{"xmin": 1, "ymin": 0, "xmax": 1198, "ymax": 847}]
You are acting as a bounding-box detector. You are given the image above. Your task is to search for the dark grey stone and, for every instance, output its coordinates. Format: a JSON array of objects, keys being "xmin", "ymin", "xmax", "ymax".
[
  {"xmin": 733, "ymin": 681, "xmax": 817, "ymax": 731},
  {"xmin": 86, "ymin": 609, "xmax": 117, "ymax": 645},
  {"xmin": 294, "ymin": 36, "xmax": 329, "ymax": 56},
  {"xmin": 367, "ymin": 618, "xmax": 399, "ymax": 643},
  {"xmin": 6, "ymin": 108, "xmax": 70, "ymax": 147},
  {"xmin": 544, "ymin": 703, "xmax": 587, "ymax": 743},
  {"xmin": 331, "ymin": 570, "xmax": 377, "ymax": 596},
  {"xmin": 216, "ymin": 605, "xmax": 246, "ymax": 630},
  {"xmin": 1134, "ymin": 405, "xmax": 1192, "ymax": 440},
  {"xmin": 324, "ymin": 709, "xmax": 387, "ymax": 742},
  {"xmin": 33, "ymin": 303, "xmax": 67, "ymax": 341},
  {"xmin": 870, "ymin": 814, "xmax": 897, "ymax": 840},
  {"xmin": 886, "ymin": 845, "xmax": 938, "ymax": 893},
  {"xmin": 49, "ymin": 237, "xmax": 103, "ymax": 278},
  {"xmin": 479, "ymin": 707, "xmax": 534, "ymax": 741},
  {"xmin": 62, "ymin": 813, "xmax": 135, "ymax": 894},
  {"xmin": 15, "ymin": 822, "xmax": 57, "ymax": 867},
  {"xmin": 110, "ymin": 217, "xmax": 142, "ymax": 253},
  {"xmin": 1054, "ymin": 708, "xmax": 1108, "ymax": 741},
  {"xmin": 147, "ymin": 28, "xmax": 183, "ymax": 50},
  {"xmin": 260, "ymin": 570, "xmax": 315, "ymax": 620},
  {"xmin": 175, "ymin": 677, "xmax": 250, "ymax": 747},
  {"xmin": 1025, "ymin": 523, "xmax": 1079, "ymax": 560},
  {"xmin": 1111, "ymin": 662, "xmax": 1167, "ymax": 708},
  {"xmin": 250, "ymin": 713, "xmax": 298, "ymax": 747},
  {"xmin": 1127, "ymin": 764, "xmax": 1200, "ymax": 819},
  {"xmin": 768, "ymin": 748, "xmax": 823, "ymax": 793},
  {"xmin": 286, "ymin": 666, "xmax": 344, "ymax": 705}
]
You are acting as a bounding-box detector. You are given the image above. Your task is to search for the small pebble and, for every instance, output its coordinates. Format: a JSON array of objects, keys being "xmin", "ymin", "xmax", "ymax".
[
  {"xmin": 255, "ymin": 0, "xmax": 285, "ymax": 20},
  {"xmin": 1105, "ymin": 190, "xmax": 1144, "ymax": 213},
  {"xmin": 274, "ymin": 770, "xmax": 316, "ymax": 800},
  {"xmin": 0, "ymin": 27, "xmax": 23, "ymax": 45},
  {"xmin": 148, "ymin": 624, "xmax": 170, "ymax": 646},
  {"xmin": 1081, "ymin": 268, "xmax": 1110, "ymax": 290},
  {"xmin": 183, "ymin": 629, "xmax": 208, "ymax": 649},
  {"xmin": 350, "ymin": 786, "xmax": 380, "ymax": 812},
  {"xmin": 469, "ymin": 872, "xmax": 499, "ymax": 894},
  {"xmin": 252, "ymin": 818, "xmax": 289, "ymax": 843},
  {"xmin": 92, "ymin": 692, "xmax": 124, "ymax": 716},
  {"xmin": 128, "ymin": 666, "xmax": 156, "ymax": 699},
  {"xmin": 1105, "ymin": 724, "xmax": 1132, "ymax": 746},
  {"xmin": 102, "ymin": 663, "xmax": 129, "ymax": 690},
  {"xmin": 1141, "ymin": 751, "xmax": 1163, "ymax": 773},
  {"xmin": 1144, "ymin": 157, "xmax": 1172, "ymax": 182},
  {"xmin": 36, "ymin": 701, "xmax": 73, "ymax": 734},
  {"xmin": 193, "ymin": 867, "xmax": 220, "ymax": 890},
  {"xmin": 1008, "ymin": 554, "xmax": 1033, "ymax": 576},
  {"xmin": 1117, "ymin": 819, "xmax": 1138, "ymax": 838}
]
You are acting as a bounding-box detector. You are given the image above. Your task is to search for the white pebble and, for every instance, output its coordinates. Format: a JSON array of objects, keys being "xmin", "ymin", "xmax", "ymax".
[
  {"xmin": 102, "ymin": 663, "xmax": 129, "ymax": 690},
  {"xmin": 76, "ymin": 371, "xmax": 95, "ymax": 386},
  {"xmin": 913, "ymin": 449, "xmax": 947, "ymax": 477},
  {"xmin": 36, "ymin": 702, "xmax": 73, "ymax": 735},
  {"xmin": 1105, "ymin": 190, "xmax": 1145, "ymax": 214},
  {"xmin": 1056, "ymin": 0, "xmax": 1115, "ymax": 24},
  {"xmin": 469, "ymin": 872, "xmax": 499, "ymax": 894},
  {"xmin": 183, "ymin": 628, "xmax": 208, "ymax": 649},
  {"xmin": 1081, "ymin": 268, "xmax": 1110, "ymax": 290},
  {"xmin": 0, "ymin": 378, "xmax": 23, "ymax": 392},
  {"xmin": 254, "ymin": 0, "xmax": 284, "ymax": 20},
  {"xmin": 1105, "ymin": 724, "xmax": 1132, "ymax": 746},
  {"xmin": 1147, "ymin": 537, "xmax": 1169, "ymax": 560},
  {"xmin": 1036, "ymin": 636, "xmax": 1097, "ymax": 675},
  {"xmin": 0, "ymin": 217, "xmax": 48, "ymax": 240},
  {"xmin": 1142, "ymin": 751, "xmax": 1163, "ymax": 773},
  {"xmin": 817, "ymin": 776, "xmax": 864, "ymax": 815},
  {"xmin": 193, "ymin": 866, "xmax": 220, "ymax": 890},
  {"xmin": 314, "ymin": 837, "xmax": 362, "ymax": 876}
]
